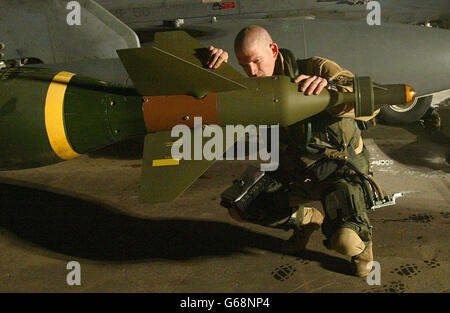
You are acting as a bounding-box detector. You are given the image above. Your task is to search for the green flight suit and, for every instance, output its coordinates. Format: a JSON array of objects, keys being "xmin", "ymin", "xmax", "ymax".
[{"xmin": 229, "ymin": 50, "xmax": 374, "ymax": 249}]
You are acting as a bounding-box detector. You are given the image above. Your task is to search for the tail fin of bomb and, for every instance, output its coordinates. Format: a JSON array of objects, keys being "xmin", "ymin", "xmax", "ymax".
[
  {"xmin": 117, "ymin": 31, "xmax": 246, "ymax": 97},
  {"xmin": 141, "ymin": 128, "xmax": 244, "ymax": 203},
  {"xmin": 140, "ymin": 131, "xmax": 215, "ymax": 203},
  {"xmin": 118, "ymin": 31, "xmax": 247, "ymax": 203},
  {"xmin": 0, "ymin": 0, "xmax": 140, "ymax": 64}
]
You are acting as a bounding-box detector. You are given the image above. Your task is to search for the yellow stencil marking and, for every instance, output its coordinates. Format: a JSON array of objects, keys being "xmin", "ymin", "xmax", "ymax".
[
  {"xmin": 45, "ymin": 71, "xmax": 80, "ymax": 160},
  {"xmin": 152, "ymin": 158, "xmax": 180, "ymax": 166}
]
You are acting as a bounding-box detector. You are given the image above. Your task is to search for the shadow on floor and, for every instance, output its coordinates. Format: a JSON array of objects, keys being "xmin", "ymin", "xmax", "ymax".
[{"xmin": 0, "ymin": 182, "xmax": 352, "ymax": 275}]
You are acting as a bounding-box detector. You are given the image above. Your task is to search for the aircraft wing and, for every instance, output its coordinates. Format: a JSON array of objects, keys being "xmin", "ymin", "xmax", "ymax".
[{"xmin": 0, "ymin": 0, "xmax": 140, "ymax": 64}]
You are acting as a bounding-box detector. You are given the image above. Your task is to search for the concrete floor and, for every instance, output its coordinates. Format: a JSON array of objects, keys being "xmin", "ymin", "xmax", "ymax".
[{"xmin": 0, "ymin": 106, "xmax": 448, "ymax": 293}]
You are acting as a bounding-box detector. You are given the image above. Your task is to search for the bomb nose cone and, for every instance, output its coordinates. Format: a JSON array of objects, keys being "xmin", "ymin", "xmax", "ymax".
[{"xmin": 405, "ymin": 85, "xmax": 417, "ymax": 103}]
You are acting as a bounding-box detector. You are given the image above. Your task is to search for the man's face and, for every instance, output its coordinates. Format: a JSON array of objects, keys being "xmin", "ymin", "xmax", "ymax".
[{"xmin": 235, "ymin": 41, "xmax": 278, "ymax": 77}]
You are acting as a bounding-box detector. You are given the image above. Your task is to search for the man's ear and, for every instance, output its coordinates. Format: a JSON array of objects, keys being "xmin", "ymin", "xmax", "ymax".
[{"xmin": 270, "ymin": 42, "xmax": 279, "ymax": 59}]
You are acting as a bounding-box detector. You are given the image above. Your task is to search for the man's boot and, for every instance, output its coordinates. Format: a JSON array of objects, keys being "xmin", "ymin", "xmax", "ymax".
[
  {"xmin": 282, "ymin": 207, "xmax": 324, "ymax": 254},
  {"xmin": 351, "ymin": 242, "xmax": 373, "ymax": 277}
]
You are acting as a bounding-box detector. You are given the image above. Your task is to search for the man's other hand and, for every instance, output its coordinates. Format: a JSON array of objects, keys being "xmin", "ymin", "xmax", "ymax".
[
  {"xmin": 207, "ymin": 46, "xmax": 228, "ymax": 69},
  {"xmin": 294, "ymin": 75, "xmax": 328, "ymax": 95}
]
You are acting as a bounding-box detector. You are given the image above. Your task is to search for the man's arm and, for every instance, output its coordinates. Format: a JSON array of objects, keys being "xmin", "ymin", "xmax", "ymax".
[{"xmin": 304, "ymin": 56, "xmax": 379, "ymax": 120}]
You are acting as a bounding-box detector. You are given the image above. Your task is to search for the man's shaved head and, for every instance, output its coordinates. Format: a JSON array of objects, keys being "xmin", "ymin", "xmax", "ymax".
[
  {"xmin": 233, "ymin": 25, "xmax": 279, "ymax": 77},
  {"xmin": 234, "ymin": 25, "xmax": 274, "ymax": 53}
]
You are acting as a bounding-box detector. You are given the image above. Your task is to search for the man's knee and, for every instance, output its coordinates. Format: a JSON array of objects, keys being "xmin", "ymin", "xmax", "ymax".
[{"xmin": 329, "ymin": 228, "xmax": 366, "ymax": 256}]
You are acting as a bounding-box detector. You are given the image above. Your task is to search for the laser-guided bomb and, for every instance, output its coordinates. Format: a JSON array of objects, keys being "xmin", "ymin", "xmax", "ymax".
[{"xmin": 0, "ymin": 31, "xmax": 416, "ymax": 202}]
